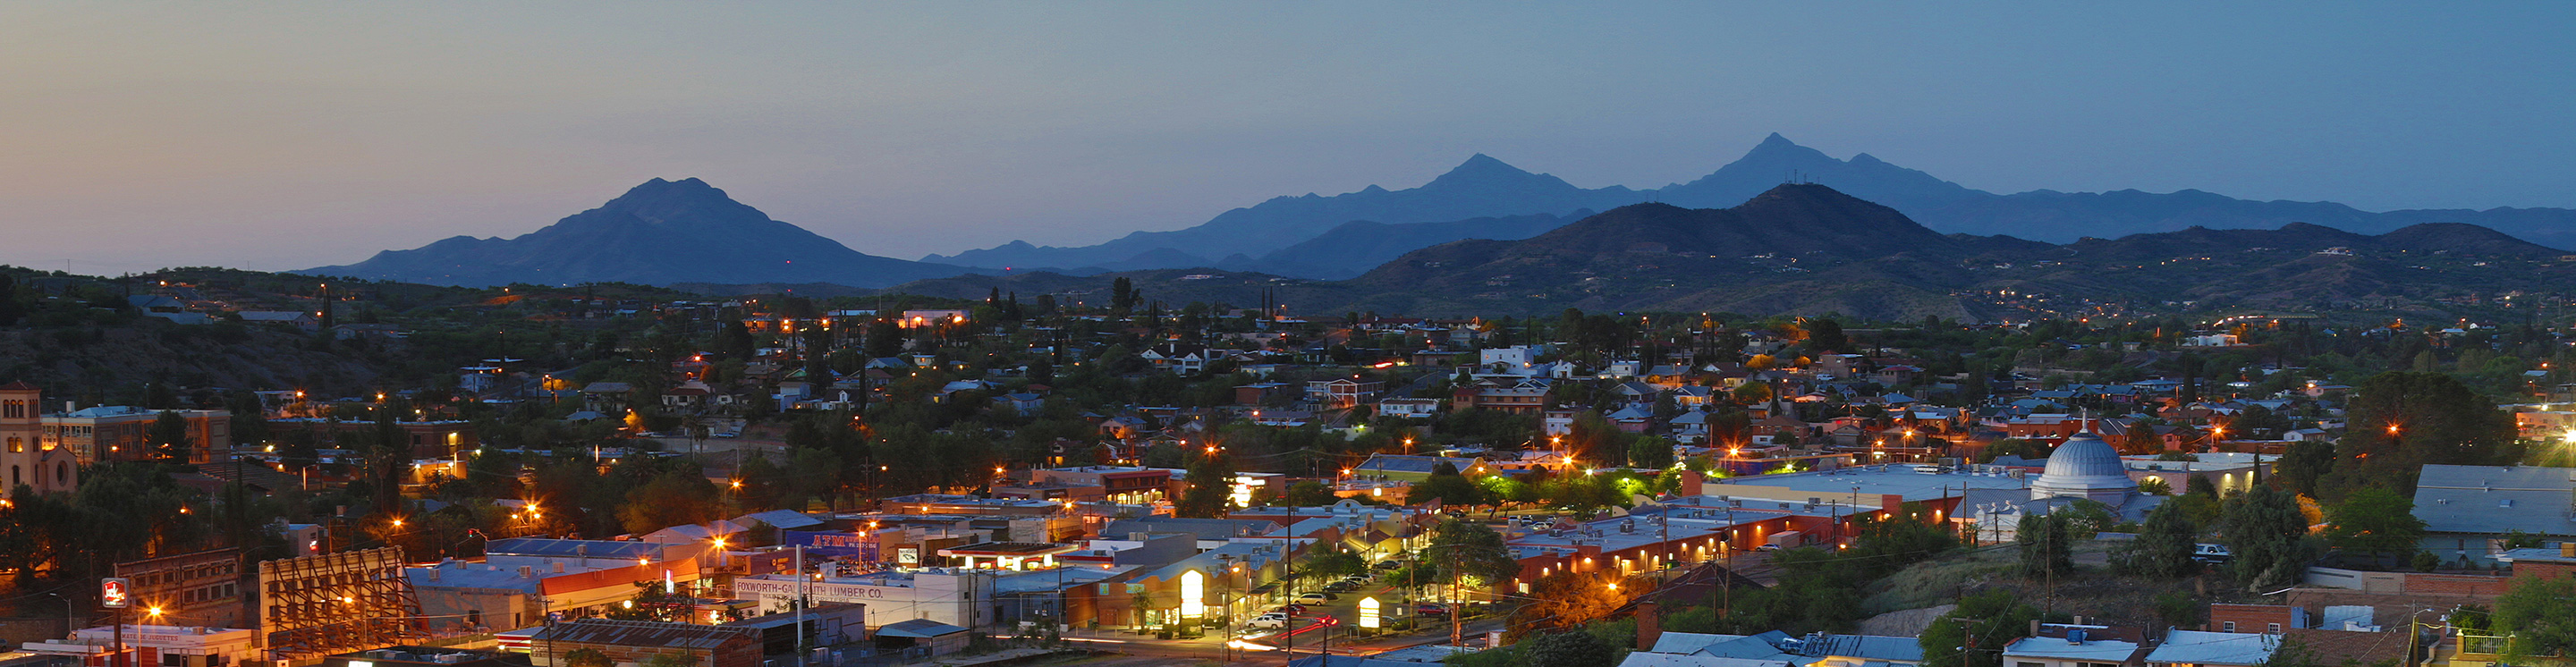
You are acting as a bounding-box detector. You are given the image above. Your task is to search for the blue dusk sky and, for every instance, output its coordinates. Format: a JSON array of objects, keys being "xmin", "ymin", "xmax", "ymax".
[{"xmin": 3, "ymin": 2, "xmax": 2571, "ymax": 274}]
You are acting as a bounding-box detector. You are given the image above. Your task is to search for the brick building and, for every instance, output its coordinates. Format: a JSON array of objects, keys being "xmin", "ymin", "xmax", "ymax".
[{"xmin": 117, "ymin": 547, "xmax": 249, "ymax": 629}]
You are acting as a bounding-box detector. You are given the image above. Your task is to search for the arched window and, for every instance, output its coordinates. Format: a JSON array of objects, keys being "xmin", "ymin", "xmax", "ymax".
[
  {"xmin": 6, "ymin": 436, "xmax": 19, "ymax": 453},
  {"xmin": 55, "ymin": 461, "xmax": 68, "ymax": 485}
]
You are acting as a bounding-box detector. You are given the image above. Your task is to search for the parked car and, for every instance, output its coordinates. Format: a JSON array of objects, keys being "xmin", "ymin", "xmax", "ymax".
[
  {"xmin": 1373, "ymin": 561, "xmax": 1403, "ymax": 570},
  {"xmin": 1275, "ymin": 604, "xmax": 1308, "ymax": 615},
  {"xmin": 1248, "ymin": 612, "xmax": 1290, "ymax": 629},
  {"xmin": 1415, "ymin": 603, "xmax": 1450, "ymax": 616},
  {"xmin": 2191, "ymin": 543, "xmax": 2233, "ymax": 564},
  {"xmin": 1296, "ymin": 592, "xmax": 1337, "ymax": 604}
]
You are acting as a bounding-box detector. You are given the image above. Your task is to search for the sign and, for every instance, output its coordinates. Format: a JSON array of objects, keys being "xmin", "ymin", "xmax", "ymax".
[
  {"xmin": 100, "ymin": 578, "xmax": 131, "ymax": 609},
  {"xmin": 1357, "ymin": 596, "xmax": 1380, "ymax": 629},
  {"xmin": 896, "ymin": 548, "xmax": 919, "ymax": 565}
]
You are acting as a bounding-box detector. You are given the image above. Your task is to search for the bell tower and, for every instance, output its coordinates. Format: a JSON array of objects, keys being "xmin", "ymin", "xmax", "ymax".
[{"xmin": 0, "ymin": 381, "xmax": 74, "ymax": 494}]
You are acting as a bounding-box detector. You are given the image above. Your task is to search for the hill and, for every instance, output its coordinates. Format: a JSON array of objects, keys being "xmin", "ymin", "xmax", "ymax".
[{"xmin": 304, "ymin": 178, "xmax": 974, "ymax": 288}]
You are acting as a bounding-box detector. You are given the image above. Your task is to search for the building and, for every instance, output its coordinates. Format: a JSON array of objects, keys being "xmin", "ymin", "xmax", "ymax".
[
  {"xmin": 116, "ymin": 548, "xmax": 248, "ymax": 629},
  {"xmin": 1350, "ymin": 454, "xmax": 1485, "ymax": 483},
  {"xmin": 0, "ymin": 382, "xmax": 79, "ymax": 494},
  {"xmin": 267, "ymin": 418, "xmax": 476, "ymax": 459},
  {"xmin": 1030, "ymin": 466, "xmax": 1173, "ymax": 505},
  {"xmin": 732, "ymin": 569, "xmax": 1000, "ymax": 629},
  {"xmin": 321, "ymin": 646, "xmax": 530, "ymax": 667},
  {"xmin": 2142, "ymin": 630, "xmax": 2278, "ymax": 667},
  {"xmin": 1958, "ymin": 430, "xmax": 2165, "ymax": 542},
  {"xmin": 531, "ymin": 620, "xmax": 761, "ymax": 667},
  {"xmin": 40, "ymin": 406, "xmax": 231, "ymax": 465},
  {"xmin": 2002, "ymin": 629, "xmax": 2145, "ymax": 667},
  {"xmin": 18, "ymin": 625, "xmax": 258, "ymax": 667},
  {"xmin": 2409, "ymin": 464, "xmax": 2576, "ymax": 564},
  {"xmin": 1377, "ymin": 398, "xmax": 1441, "ymax": 418}
]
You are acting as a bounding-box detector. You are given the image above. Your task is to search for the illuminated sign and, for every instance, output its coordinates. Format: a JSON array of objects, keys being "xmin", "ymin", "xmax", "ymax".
[
  {"xmin": 1179, "ymin": 570, "xmax": 1206, "ymax": 618},
  {"xmin": 1357, "ymin": 596, "xmax": 1381, "ymax": 629},
  {"xmin": 100, "ymin": 578, "xmax": 131, "ymax": 609}
]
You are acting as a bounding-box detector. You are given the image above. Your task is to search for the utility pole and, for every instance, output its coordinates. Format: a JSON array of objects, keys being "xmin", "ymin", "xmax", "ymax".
[{"xmin": 794, "ymin": 545, "xmax": 808, "ymax": 667}]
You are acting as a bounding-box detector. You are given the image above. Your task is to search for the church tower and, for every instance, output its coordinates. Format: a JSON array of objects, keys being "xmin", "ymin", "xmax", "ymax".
[{"xmin": 0, "ymin": 382, "xmax": 79, "ymax": 494}]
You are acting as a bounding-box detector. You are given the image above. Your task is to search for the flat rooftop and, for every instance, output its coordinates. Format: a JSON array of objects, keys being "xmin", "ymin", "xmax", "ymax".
[{"xmin": 1705, "ymin": 464, "xmax": 2031, "ymax": 502}]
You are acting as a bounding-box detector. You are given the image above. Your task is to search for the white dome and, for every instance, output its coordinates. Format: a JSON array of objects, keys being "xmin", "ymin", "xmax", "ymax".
[{"xmin": 2031, "ymin": 433, "xmax": 2134, "ymax": 502}]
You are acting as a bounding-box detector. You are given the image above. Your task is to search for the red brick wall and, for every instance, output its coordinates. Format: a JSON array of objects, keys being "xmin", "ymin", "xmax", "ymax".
[
  {"xmin": 2208, "ymin": 604, "xmax": 2299, "ymax": 632},
  {"xmin": 2402, "ymin": 574, "xmax": 2515, "ymax": 597}
]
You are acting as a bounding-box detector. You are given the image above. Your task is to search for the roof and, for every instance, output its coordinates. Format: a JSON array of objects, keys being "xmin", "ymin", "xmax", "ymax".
[
  {"xmin": 1619, "ymin": 654, "xmax": 1792, "ymax": 667},
  {"xmin": 1649, "ymin": 632, "xmax": 1747, "ymax": 654},
  {"xmin": 2032, "ymin": 434, "xmax": 2135, "ymax": 494},
  {"xmin": 1353, "ymin": 454, "xmax": 1480, "ymax": 475},
  {"xmin": 536, "ymin": 620, "xmax": 756, "ymax": 648},
  {"xmin": 2144, "ymin": 630, "xmax": 2278, "ymax": 666},
  {"xmin": 875, "ymin": 619, "xmax": 969, "ymax": 639},
  {"xmin": 732, "ymin": 510, "xmax": 826, "ymax": 530},
  {"xmin": 2410, "ymin": 464, "xmax": 2576, "ymax": 536},
  {"xmin": 2003, "ymin": 636, "xmax": 2143, "ymax": 663},
  {"xmin": 485, "ymin": 537, "xmax": 679, "ymax": 560}
]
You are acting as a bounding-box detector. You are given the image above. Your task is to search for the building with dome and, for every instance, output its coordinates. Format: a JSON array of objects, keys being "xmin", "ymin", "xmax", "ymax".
[{"xmin": 1962, "ymin": 426, "xmax": 2165, "ymax": 543}]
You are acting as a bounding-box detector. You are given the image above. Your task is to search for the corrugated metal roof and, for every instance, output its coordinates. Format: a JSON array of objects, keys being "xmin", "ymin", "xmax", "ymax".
[{"xmin": 537, "ymin": 619, "xmax": 755, "ymax": 649}]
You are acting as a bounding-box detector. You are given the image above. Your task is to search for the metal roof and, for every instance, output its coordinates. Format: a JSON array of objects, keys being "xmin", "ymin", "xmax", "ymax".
[
  {"xmin": 2409, "ymin": 465, "xmax": 2576, "ymax": 536},
  {"xmin": 2143, "ymin": 630, "xmax": 2278, "ymax": 666}
]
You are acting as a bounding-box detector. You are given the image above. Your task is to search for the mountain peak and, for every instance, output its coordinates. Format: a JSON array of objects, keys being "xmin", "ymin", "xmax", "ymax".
[{"xmin": 1431, "ymin": 153, "xmax": 1532, "ymax": 181}]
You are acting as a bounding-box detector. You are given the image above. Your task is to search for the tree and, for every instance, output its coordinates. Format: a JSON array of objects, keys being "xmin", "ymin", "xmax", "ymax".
[
  {"xmin": 1627, "ymin": 436, "xmax": 1676, "ymax": 470},
  {"xmin": 2117, "ymin": 420, "xmax": 2164, "ymax": 455},
  {"xmin": 1110, "ymin": 277, "xmax": 1140, "ymax": 314},
  {"xmin": 1806, "ymin": 318, "xmax": 1849, "ymax": 354},
  {"xmin": 1920, "ymin": 588, "xmax": 2042, "ymax": 667},
  {"xmin": 2492, "ymin": 575, "xmax": 2576, "ymax": 659},
  {"xmin": 1429, "ymin": 517, "xmax": 1519, "ymax": 586},
  {"xmin": 562, "ymin": 648, "xmax": 612, "ymax": 667},
  {"xmin": 616, "ymin": 471, "xmax": 723, "ymax": 535},
  {"xmin": 1281, "ymin": 480, "xmax": 1338, "ymax": 507},
  {"xmin": 2273, "ymin": 441, "xmax": 2334, "ymax": 498},
  {"xmin": 148, "ymin": 410, "xmax": 192, "ymax": 460},
  {"xmin": 2324, "ymin": 372, "xmax": 2515, "ymax": 497},
  {"xmin": 2017, "ymin": 512, "xmax": 2073, "ymax": 578},
  {"xmin": 1521, "ymin": 628, "xmax": 1621, "ymax": 667},
  {"xmin": 2114, "ymin": 502, "xmax": 2199, "ymax": 578},
  {"xmin": 1174, "ymin": 453, "xmax": 1233, "ymax": 519},
  {"xmin": 2324, "ymin": 487, "xmax": 2426, "ymax": 561},
  {"xmin": 2217, "ymin": 485, "xmax": 2318, "ymax": 590}
]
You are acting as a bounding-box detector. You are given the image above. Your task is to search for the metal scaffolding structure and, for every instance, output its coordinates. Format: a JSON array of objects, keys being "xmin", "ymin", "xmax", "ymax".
[{"xmin": 257, "ymin": 547, "xmax": 423, "ymax": 661}]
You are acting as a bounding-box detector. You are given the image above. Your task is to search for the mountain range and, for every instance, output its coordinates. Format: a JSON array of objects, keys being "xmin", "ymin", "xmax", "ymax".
[
  {"xmin": 927, "ymin": 133, "xmax": 2576, "ymax": 277},
  {"xmin": 302, "ymin": 178, "xmax": 970, "ymax": 288},
  {"xmin": 307, "ymin": 133, "xmax": 2576, "ymax": 300},
  {"xmin": 884, "ymin": 183, "xmax": 2573, "ymax": 320}
]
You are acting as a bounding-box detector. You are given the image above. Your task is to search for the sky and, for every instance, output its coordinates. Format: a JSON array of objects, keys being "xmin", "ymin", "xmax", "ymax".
[{"xmin": 4, "ymin": 2, "xmax": 2573, "ymax": 275}]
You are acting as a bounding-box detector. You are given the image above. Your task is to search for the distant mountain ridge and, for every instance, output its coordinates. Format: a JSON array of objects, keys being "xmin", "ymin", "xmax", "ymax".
[
  {"xmin": 303, "ymin": 178, "xmax": 973, "ymax": 288},
  {"xmin": 921, "ymin": 154, "xmax": 1643, "ymax": 272},
  {"xmin": 926, "ymin": 133, "xmax": 2574, "ymax": 277},
  {"xmin": 877, "ymin": 183, "xmax": 2576, "ymax": 321}
]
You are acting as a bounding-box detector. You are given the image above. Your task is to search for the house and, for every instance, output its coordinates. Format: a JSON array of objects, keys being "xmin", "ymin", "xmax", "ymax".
[
  {"xmin": 2002, "ymin": 629, "xmax": 2145, "ymax": 667},
  {"xmin": 1606, "ymin": 403, "xmax": 1656, "ymax": 434},
  {"xmin": 238, "ymin": 310, "xmax": 321, "ymax": 331},
  {"xmin": 1307, "ymin": 378, "xmax": 1385, "ymax": 409},
  {"xmin": 994, "ymin": 393, "xmax": 1046, "ymax": 416},
  {"xmin": 1456, "ymin": 381, "xmax": 1547, "ymax": 414},
  {"xmin": 1377, "ymin": 398, "xmax": 1441, "ymax": 418},
  {"xmin": 2143, "ymin": 630, "xmax": 2278, "ymax": 667},
  {"xmin": 1350, "ymin": 454, "xmax": 1485, "ymax": 483},
  {"xmin": 2410, "ymin": 464, "xmax": 2576, "ymax": 564},
  {"xmin": 580, "ymin": 382, "xmax": 635, "ymax": 413}
]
